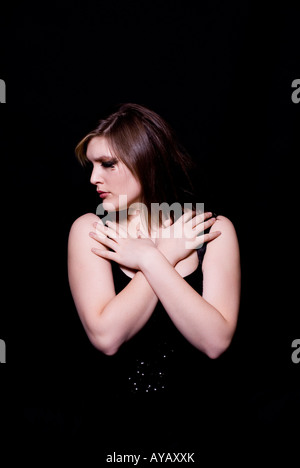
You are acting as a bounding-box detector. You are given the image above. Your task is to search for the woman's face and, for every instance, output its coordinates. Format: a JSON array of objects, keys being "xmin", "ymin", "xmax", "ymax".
[{"xmin": 86, "ymin": 136, "xmax": 142, "ymax": 212}]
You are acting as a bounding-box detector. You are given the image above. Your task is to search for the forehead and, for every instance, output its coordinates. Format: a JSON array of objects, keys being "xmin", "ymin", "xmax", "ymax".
[{"xmin": 86, "ymin": 136, "xmax": 114, "ymax": 160}]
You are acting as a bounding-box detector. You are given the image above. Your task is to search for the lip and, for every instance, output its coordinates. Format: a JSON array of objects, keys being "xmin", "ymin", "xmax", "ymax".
[{"xmin": 97, "ymin": 190, "xmax": 110, "ymax": 199}]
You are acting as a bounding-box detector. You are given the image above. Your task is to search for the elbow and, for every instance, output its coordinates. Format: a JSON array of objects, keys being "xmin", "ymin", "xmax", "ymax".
[
  {"xmin": 204, "ymin": 336, "xmax": 232, "ymax": 360},
  {"xmin": 206, "ymin": 346, "xmax": 227, "ymax": 360},
  {"xmin": 103, "ymin": 346, "xmax": 120, "ymax": 356},
  {"xmin": 87, "ymin": 331, "xmax": 120, "ymax": 356},
  {"xmin": 204, "ymin": 320, "xmax": 237, "ymax": 359},
  {"xmin": 100, "ymin": 344, "xmax": 119, "ymax": 356},
  {"xmin": 81, "ymin": 318, "xmax": 121, "ymax": 355}
]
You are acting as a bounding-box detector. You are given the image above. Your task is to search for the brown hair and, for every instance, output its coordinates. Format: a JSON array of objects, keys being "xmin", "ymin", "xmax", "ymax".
[{"xmin": 75, "ymin": 103, "xmax": 197, "ymax": 217}]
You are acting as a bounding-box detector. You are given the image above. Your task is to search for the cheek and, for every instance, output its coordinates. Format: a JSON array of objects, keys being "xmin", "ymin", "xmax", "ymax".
[
  {"xmin": 127, "ymin": 177, "xmax": 142, "ymax": 198},
  {"xmin": 115, "ymin": 168, "xmax": 141, "ymax": 196}
]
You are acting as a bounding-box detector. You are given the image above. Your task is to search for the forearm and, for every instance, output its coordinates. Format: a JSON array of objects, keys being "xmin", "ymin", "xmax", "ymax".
[
  {"xmin": 139, "ymin": 250, "xmax": 230, "ymax": 358},
  {"xmin": 91, "ymin": 270, "xmax": 158, "ymax": 355}
]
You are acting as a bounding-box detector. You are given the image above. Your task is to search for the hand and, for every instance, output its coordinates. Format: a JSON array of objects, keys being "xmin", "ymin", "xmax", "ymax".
[
  {"xmin": 155, "ymin": 211, "xmax": 221, "ymax": 266},
  {"xmin": 89, "ymin": 220, "xmax": 157, "ymax": 271}
]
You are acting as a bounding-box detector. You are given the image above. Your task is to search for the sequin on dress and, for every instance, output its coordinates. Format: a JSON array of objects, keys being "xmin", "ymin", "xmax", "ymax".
[{"xmin": 109, "ymin": 242, "xmax": 209, "ymax": 395}]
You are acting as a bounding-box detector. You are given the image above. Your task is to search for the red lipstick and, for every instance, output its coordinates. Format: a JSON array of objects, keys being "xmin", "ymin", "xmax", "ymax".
[{"xmin": 97, "ymin": 190, "xmax": 110, "ymax": 199}]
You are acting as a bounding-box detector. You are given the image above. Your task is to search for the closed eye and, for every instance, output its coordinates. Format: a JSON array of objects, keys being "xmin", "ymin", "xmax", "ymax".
[{"xmin": 101, "ymin": 160, "xmax": 117, "ymax": 168}]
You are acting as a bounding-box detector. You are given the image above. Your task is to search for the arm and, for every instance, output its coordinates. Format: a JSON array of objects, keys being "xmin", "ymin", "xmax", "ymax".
[
  {"xmin": 138, "ymin": 216, "xmax": 241, "ymax": 358},
  {"xmin": 89, "ymin": 212, "xmax": 239, "ymax": 358},
  {"xmin": 68, "ymin": 213, "xmax": 159, "ymax": 355}
]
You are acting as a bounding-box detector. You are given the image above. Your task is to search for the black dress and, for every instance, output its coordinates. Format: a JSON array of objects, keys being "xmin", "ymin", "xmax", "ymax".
[
  {"xmin": 107, "ymin": 242, "xmax": 211, "ymax": 398},
  {"xmin": 79, "ymin": 235, "xmax": 239, "ymax": 448}
]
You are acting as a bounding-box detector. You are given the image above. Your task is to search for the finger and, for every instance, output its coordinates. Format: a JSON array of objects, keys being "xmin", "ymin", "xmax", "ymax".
[
  {"xmin": 93, "ymin": 222, "xmax": 119, "ymax": 240},
  {"xmin": 93, "ymin": 221, "xmax": 110, "ymax": 236},
  {"xmin": 106, "ymin": 220, "xmax": 128, "ymax": 238},
  {"xmin": 89, "ymin": 231, "xmax": 117, "ymax": 249},
  {"xmin": 181, "ymin": 209, "xmax": 213, "ymax": 226},
  {"xmin": 91, "ymin": 248, "xmax": 117, "ymax": 261},
  {"xmin": 92, "ymin": 218, "xmax": 105, "ymax": 228},
  {"xmin": 181, "ymin": 209, "xmax": 195, "ymax": 223},
  {"xmin": 136, "ymin": 223, "xmax": 145, "ymax": 238},
  {"xmin": 162, "ymin": 217, "xmax": 173, "ymax": 228},
  {"xmin": 190, "ymin": 211, "xmax": 213, "ymax": 229},
  {"xmin": 204, "ymin": 230, "xmax": 222, "ymax": 243},
  {"xmin": 194, "ymin": 217, "xmax": 216, "ymax": 235},
  {"xmin": 188, "ymin": 230, "xmax": 221, "ymax": 249},
  {"xmin": 136, "ymin": 222, "xmax": 151, "ymax": 238}
]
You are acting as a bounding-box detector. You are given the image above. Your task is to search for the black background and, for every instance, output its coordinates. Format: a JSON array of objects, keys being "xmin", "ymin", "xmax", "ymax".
[{"xmin": 0, "ymin": 0, "xmax": 299, "ymax": 462}]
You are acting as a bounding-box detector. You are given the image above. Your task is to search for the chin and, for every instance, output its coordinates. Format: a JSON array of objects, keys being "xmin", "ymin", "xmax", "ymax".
[
  {"xmin": 102, "ymin": 195, "xmax": 142, "ymax": 214},
  {"xmin": 102, "ymin": 198, "xmax": 118, "ymax": 212},
  {"xmin": 104, "ymin": 194, "xmax": 127, "ymax": 212}
]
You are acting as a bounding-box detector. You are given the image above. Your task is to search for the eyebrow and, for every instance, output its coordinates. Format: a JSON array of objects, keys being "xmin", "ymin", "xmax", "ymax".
[{"xmin": 86, "ymin": 154, "xmax": 115, "ymax": 162}]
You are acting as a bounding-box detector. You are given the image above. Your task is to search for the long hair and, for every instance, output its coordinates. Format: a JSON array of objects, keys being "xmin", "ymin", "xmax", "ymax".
[{"xmin": 75, "ymin": 103, "xmax": 198, "ymax": 223}]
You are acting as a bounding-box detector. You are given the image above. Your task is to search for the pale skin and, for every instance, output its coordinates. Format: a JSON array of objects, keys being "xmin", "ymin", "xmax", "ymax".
[{"xmin": 68, "ymin": 137, "xmax": 241, "ymax": 358}]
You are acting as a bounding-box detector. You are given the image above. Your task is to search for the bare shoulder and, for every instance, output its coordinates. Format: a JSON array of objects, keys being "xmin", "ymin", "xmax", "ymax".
[
  {"xmin": 67, "ymin": 213, "xmax": 115, "ymax": 347},
  {"xmin": 68, "ymin": 212, "xmax": 101, "ymax": 246},
  {"xmin": 210, "ymin": 215, "xmax": 238, "ymax": 242},
  {"xmin": 202, "ymin": 215, "xmax": 241, "ymax": 338},
  {"xmin": 69, "ymin": 212, "xmax": 100, "ymax": 235},
  {"xmin": 68, "ymin": 212, "xmax": 113, "ymax": 292},
  {"xmin": 211, "ymin": 215, "xmax": 237, "ymax": 233},
  {"xmin": 203, "ymin": 215, "xmax": 240, "ymax": 265},
  {"xmin": 68, "ymin": 212, "xmax": 108, "ymax": 258}
]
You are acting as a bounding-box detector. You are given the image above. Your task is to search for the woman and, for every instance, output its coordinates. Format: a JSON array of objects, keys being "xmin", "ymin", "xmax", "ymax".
[{"xmin": 68, "ymin": 103, "xmax": 241, "ymax": 395}]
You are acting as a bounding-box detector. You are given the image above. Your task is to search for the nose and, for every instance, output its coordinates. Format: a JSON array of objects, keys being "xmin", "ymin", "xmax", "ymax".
[{"xmin": 90, "ymin": 165, "xmax": 104, "ymax": 186}]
